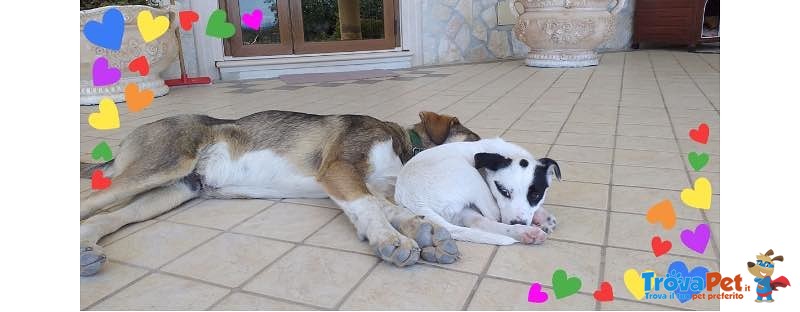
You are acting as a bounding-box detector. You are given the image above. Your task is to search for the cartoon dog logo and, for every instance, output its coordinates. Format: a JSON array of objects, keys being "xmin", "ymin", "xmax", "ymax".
[{"xmin": 747, "ymin": 249, "xmax": 791, "ymax": 302}]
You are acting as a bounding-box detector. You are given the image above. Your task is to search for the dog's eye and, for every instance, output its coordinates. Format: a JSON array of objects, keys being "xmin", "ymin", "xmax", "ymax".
[{"xmin": 494, "ymin": 181, "xmax": 511, "ymax": 198}]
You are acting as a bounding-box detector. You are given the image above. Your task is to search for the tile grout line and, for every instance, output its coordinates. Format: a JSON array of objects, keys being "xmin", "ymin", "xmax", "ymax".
[
  {"xmin": 648, "ymin": 51, "xmax": 721, "ymax": 264},
  {"xmin": 500, "ymin": 69, "xmax": 568, "ymax": 138},
  {"xmin": 461, "ymin": 66, "xmax": 541, "ymax": 124},
  {"xmin": 460, "ymin": 245, "xmax": 500, "ymax": 310},
  {"xmin": 670, "ymin": 51, "xmax": 720, "ymax": 113},
  {"xmin": 595, "ymin": 51, "xmax": 626, "ymax": 311},
  {"xmin": 332, "ymin": 259, "xmax": 382, "ymax": 310},
  {"xmin": 544, "ymin": 67, "xmax": 598, "ymax": 157},
  {"xmin": 431, "ymin": 63, "xmax": 530, "ymax": 119}
]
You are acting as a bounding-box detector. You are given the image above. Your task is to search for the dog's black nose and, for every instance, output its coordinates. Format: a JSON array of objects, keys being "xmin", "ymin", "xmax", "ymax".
[
  {"xmin": 510, "ymin": 220, "xmax": 525, "ymax": 225},
  {"xmin": 747, "ymin": 262, "xmax": 755, "ymax": 268}
]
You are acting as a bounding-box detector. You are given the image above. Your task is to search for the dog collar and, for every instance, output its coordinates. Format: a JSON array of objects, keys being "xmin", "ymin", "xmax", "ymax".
[{"xmin": 408, "ymin": 129, "xmax": 425, "ymax": 156}]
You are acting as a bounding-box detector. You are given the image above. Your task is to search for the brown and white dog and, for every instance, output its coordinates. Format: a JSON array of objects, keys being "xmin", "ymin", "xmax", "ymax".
[{"xmin": 80, "ymin": 110, "xmax": 479, "ymax": 276}]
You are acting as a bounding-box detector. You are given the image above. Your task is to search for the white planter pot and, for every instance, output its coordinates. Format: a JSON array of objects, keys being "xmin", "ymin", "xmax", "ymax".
[
  {"xmin": 511, "ymin": 0, "xmax": 627, "ymax": 67},
  {"xmin": 80, "ymin": 5, "xmax": 179, "ymax": 105}
]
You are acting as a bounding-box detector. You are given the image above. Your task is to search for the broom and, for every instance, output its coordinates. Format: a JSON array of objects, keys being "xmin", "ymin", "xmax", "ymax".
[{"xmin": 165, "ymin": 0, "xmax": 212, "ymax": 86}]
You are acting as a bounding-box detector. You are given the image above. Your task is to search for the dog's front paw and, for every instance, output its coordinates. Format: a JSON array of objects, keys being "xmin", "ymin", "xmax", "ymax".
[
  {"xmin": 533, "ymin": 209, "xmax": 557, "ymax": 235},
  {"xmin": 80, "ymin": 242, "xmax": 107, "ymax": 276},
  {"xmin": 391, "ymin": 216, "xmax": 459, "ymax": 264},
  {"xmin": 511, "ymin": 225, "xmax": 548, "ymax": 244},
  {"xmin": 372, "ymin": 231, "xmax": 420, "ymax": 267}
]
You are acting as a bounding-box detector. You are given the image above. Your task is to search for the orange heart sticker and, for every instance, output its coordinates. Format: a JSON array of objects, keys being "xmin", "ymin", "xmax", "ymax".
[
  {"xmin": 645, "ymin": 199, "xmax": 676, "ymax": 230},
  {"xmin": 125, "ymin": 83, "xmax": 154, "ymax": 112}
]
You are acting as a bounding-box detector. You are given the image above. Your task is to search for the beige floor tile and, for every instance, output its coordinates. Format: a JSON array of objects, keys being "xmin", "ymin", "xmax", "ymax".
[
  {"xmin": 341, "ymin": 263, "xmax": 478, "ymax": 310},
  {"xmin": 211, "ymin": 292, "xmax": 317, "ymax": 310},
  {"xmin": 156, "ymin": 198, "xmax": 206, "ymax": 220},
  {"xmin": 305, "ymin": 214, "xmax": 372, "ymax": 255},
  {"xmin": 599, "ymin": 299, "xmax": 682, "ymax": 310},
  {"xmin": 91, "ymin": 273, "xmax": 229, "ymax": 310},
  {"xmin": 232, "ymin": 202, "xmax": 339, "ymax": 242},
  {"xmin": 546, "ymin": 205, "xmax": 607, "ymax": 245},
  {"xmin": 467, "ymin": 277, "xmax": 596, "ymax": 310},
  {"xmin": 501, "ymin": 130, "xmax": 558, "ymax": 144},
  {"xmin": 104, "ymin": 222, "xmax": 220, "ymax": 268},
  {"xmin": 81, "ymin": 262, "xmax": 148, "ymax": 309},
  {"xmin": 470, "ymin": 127, "xmax": 507, "ymax": 138},
  {"xmin": 98, "ymin": 220, "xmax": 158, "ymax": 247},
  {"xmin": 614, "ymin": 149, "xmax": 685, "ymax": 170},
  {"xmin": 616, "ymin": 136, "xmax": 680, "ymax": 153},
  {"xmin": 617, "ymin": 124, "xmax": 675, "ymax": 139},
  {"xmin": 168, "ymin": 199, "xmax": 273, "ymax": 230},
  {"xmin": 508, "ymin": 142, "xmax": 551, "ymax": 158},
  {"xmin": 509, "ymin": 120, "xmax": 563, "ymax": 132},
  {"xmin": 612, "ymin": 166, "xmax": 689, "ymax": 190},
  {"xmin": 679, "ymin": 139, "xmax": 720, "ymax": 155},
  {"xmin": 610, "ymin": 186, "xmax": 704, "ymax": 221},
  {"xmin": 162, "ymin": 233, "xmax": 294, "ymax": 287},
  {"xmin": 558, "ymin": 161, "xmax": 611, "ymax": 184},
  {"xmin": 282, "ymin": 198, "xmax": 339, "ymax": 209},
  {"xmin": 607, "ymin": 212, "xmax": 716, "ymax": 259},
  {"xmin": 423, "ymin": 241, "xmax": 496, "ymax": 274},
  {"xmin": 561, "ymin": 122, "xmax": 616, "ymax": 135},
  {"xmin": 602, "ymin": 247, "xmax": 719, "ymax": 310},
  {"xmin": 487, "ymin": 240, "xmax": 602, "ymax": 288},
  {"xmin": 548, "ymin": 145, "xmax": 614, "ymax": 164},
  {"xmin": 555, "ymin": 133, "xmax": 615, "ymax": 148},
  {"xmin": 243, "ymin": 245, "xmax": 377, "ymax": 308},
  {"xmin": 547, "ymin": 181, "xmax": 609, "ymax": 210}
]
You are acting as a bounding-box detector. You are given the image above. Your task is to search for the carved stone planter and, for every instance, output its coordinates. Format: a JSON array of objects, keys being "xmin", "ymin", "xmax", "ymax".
[
  {"xmin": 80, "ymin": 5, "xmax": 178, "ymax": 105},
  {"xmin": 511, "ymin": 0, "xmax": 627, "ymax": 67}
]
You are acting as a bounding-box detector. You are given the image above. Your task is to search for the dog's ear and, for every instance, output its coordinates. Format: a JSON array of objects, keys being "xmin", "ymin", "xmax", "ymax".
[
  {"xmin": 475, "ymin": 153, "xmax": 512, "ymax": 171},
  {"xmin": 538, "ymin": 158, "xmax": 562, "ymax": 181},
  {"xmin": 419, "ymin": 111, "xmax": 460, "ymax": 145},
  {"xmin": 772, "ymin": 255, "xmax": 784, "ymax": 262},
  {"xmin": 766, "ymin": 249, "xmax": 775, "ymax": 256}
]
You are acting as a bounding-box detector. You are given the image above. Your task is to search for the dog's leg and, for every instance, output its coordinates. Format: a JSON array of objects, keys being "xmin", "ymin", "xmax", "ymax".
[
  {"xmin": 532, "ymin": 207, "xmax": 557, "ymax": 234},
  {"xmin": 80, "ymin": 182, "xmax": 199, "ymax": 276},
  {"xmin": 318, "ymin": 161, "xmax": 420, "ymax": 267},
  {"xmin": 460, "ymin": 206, "xmax": 548, "ymax": 244}
]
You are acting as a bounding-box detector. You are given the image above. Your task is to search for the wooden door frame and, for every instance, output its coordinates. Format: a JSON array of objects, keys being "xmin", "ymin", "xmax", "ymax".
[{"xmin": 222, "ymin": 0, "xmax": 294, "ymax": 57}]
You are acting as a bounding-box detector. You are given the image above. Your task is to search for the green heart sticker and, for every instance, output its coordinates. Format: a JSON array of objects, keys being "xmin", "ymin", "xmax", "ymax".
[
  {"xmin": 206, "ymin": 9, "xmax": 235, "ymax": 39},
  {"xmin": 91, "ymin": 141, "xmax": 113, "ymax": 161},
  {"xmin": 552, "ymin": 268, "xmax": 582, "ymax": 299},
  {"xmin": 688, "ymin": 152, "xmax": 709, "ymax": 171}
]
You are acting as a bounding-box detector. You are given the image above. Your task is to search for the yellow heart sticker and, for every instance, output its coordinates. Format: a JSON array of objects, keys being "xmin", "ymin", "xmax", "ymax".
[
  {"xmin": 137, "ymin": 10, "xmax": 170, "ymax": 42},
  {"xmin": 681, "ymin": 177, "xmax": 712, "ymax": 209},
  {"xmin": 623, "ymin": 269, "xmax": 656, "ymax": 301},
  {"xmin": 88, "ymin": 98, "xmax": 120, "ymax": 130}
]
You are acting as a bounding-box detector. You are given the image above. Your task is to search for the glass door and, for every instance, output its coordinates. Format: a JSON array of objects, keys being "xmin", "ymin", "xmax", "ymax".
[{"xmin": 224, "ymin": 0, "xmax": 397, "ymax": 57}]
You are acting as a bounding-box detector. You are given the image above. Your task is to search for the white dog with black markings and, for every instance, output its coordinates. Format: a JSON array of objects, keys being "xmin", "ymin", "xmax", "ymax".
[{"xmin": 395, "ymin": 138, "xmax": 561, "ymax": 247}]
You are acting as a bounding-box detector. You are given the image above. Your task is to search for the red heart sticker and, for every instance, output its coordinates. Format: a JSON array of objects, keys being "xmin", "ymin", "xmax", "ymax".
[
  {"xmin": 651, "ymin": 235, "xmax": 672, "ymax": 257},
  {"xmin": 179, "ymin": 10, "xmax": 200, "ymax": 31},
  {"xmin": 593, "ymin": 281, "xmax": 614, "ymax": 302},
  {"xmin": 91, "ymin": 169, "xmax": 112, "ymax": 190},
  {"xmin": 128, "ymin": 56, "xmax": 149, "ymax": 76},
  {"xmin": 689, "ymin": 123, "xmax": 709, "ymax": 144}
]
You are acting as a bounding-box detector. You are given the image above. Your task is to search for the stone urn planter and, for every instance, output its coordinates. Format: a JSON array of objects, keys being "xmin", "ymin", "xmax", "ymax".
[
  {"xmin": 511, "ymin": 0, "xmax": 627, "ymax": 67},
  {"xmin": 80, "ymin": 5, "xmax": 179, "ymax": 105}
]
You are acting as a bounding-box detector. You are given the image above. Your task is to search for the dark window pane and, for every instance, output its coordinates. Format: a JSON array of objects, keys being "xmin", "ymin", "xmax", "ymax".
[
  {"xmin": 239, "ymin": 0, "xmax": 281, "ymax": 45},
  {"xmin": 302, "ymin": 0, "xmax": 385, "ymax": 42}
]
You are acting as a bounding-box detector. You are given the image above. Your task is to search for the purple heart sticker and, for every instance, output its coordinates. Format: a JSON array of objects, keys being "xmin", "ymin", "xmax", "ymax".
[
  {"xmin": 241, "ymin": 9, "xmax": 263, "ymax": 30},
  {"xmin": 92, "ymin": 57, "xmax": 121, "ymax": 87},
  {"xmin": 527, "ymin": 282, "xmax": 549, "ymax": 303},
  {"xmin": 680, "ymin": 223, "xmax": 710, "ymax": 254}
]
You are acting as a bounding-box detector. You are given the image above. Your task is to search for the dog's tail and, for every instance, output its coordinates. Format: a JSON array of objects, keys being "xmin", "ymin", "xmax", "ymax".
[{"xmin": 80, "ymin": 159, "xmax": 115, "ymax": 179}]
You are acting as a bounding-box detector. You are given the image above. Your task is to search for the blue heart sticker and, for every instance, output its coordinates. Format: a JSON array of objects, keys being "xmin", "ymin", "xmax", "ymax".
[
  {"xmin": 82, "ymin": 8, "xmax": 125, "ymax": 50},
  {"xmin": 667, "ymin": 261, "xmax": 709, "ymax": 303}
]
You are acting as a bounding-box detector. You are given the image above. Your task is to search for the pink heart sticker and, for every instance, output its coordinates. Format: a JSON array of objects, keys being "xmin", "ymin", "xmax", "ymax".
[
  {"xmin": 241, "ymin": 9, "xmax": 263, "ymax": 30},
  {"xmin": 527, "ymin": 282, "xmax": 549, "ymax": 303}
]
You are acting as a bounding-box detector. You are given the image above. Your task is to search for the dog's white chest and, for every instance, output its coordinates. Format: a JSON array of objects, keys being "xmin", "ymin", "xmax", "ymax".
[{"xmin": 198, "ymin": 143, "xmax": 326, "ymax": 198}]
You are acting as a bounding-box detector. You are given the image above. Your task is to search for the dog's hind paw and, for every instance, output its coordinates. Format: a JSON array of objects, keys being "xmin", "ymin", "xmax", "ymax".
[
  {"xmin": 80, "ymin": 243, "xmax": 107, "ymax": 276},
  {"xmin": 373, "ymin": 233, "xmax": 420, "ymax": 267},
  {"xmin": 392, "ymin": 216, "xmax": 459, "ymax": 264}
]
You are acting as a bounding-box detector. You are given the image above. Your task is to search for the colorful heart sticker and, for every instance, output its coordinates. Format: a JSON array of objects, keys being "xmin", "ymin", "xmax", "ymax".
[
  {"xmin": 125, "ymin": 83, "xmax": 154, "ymax": 112},
  {"xmin": 206, "ymin": 9, "xmax": 236, "ymax": 38},
  {"xmin": 551, "ymin": 269, "xmax": 581, "ymax": 299},
  {"xmin": 128, "ymin": 56, "xmax": 150, "ymax": 76},
  {"xmin": 680, "ymin": 223, "xmax": 710, "ymax": 254},
  {"xmin": 527, "ymin": 282, "xmax": 548, "ymax": 303},
  {"xmin": 88, "ymin": 98, "xmax": 120, "ymax": 130},
  {"xmin": 241, "ymin": 9, "xmax": 263, "ymax": 30},
  {"xmin": 680, "ymin": 177, "xmax": 712, "ymax": 210},
  {"xmin": 667, "ymin": 261, "xmax": 709, "ymax": 303},
  {"xmin": 137, "ymin": 10, "xmax": 170, "ymax": 42},
  {"xmin": 91, "ymin": 169, "xmax": 112, "ymax": 190},
  {"xmin": 650, "ymin": 235, "xmax": 672, "ymax": 257},
  {"xmin": 91, "ymin": 141, "xmax": 113, "ymax": 161},
  {"xmin": 688, "ymin": 152, "xmax": 710, "ymax": 171},
  {"xmin": 593, "ymin": 282, "xmax": 614, "ymax": 302},
  {"xmin": 82, "ymin": 8, "xmax": 124, "ymax": 50},
  {"xmin": 179, "ymin": 10, "xmax": 200, "ymax": 31},
  {"xmin": 645, "ymin": 199, "xmax": 676, "ymax": 230},
  {"xmin": 623, "ymin": 269, "xmax": 655, "ymax": 300},
  {"xmin": 92, "ymin": 57, "xmax": 121, "ymax": 87},
  {"xmin": 689, "ymin": 123, "xmax": 710, "ymax": 144}
]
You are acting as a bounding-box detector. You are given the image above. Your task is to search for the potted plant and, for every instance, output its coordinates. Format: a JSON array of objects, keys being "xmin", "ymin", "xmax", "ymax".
[{"xmin": 80, "ymin": 0, "xmax": 179, "ymax": 105}]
